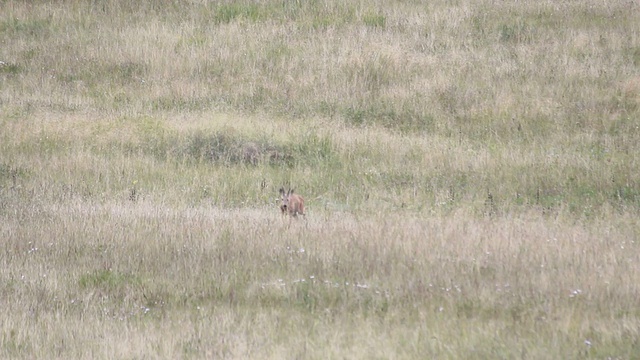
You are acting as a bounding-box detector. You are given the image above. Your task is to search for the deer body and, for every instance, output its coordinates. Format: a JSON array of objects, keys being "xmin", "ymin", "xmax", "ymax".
[{"xmin": 279, "ymin": 188, "xmax": 305, "ymax": 218}]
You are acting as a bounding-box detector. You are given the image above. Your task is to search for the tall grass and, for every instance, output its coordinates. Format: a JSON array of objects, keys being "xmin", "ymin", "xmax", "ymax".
[{"xmin": 1, "ymin": 0, "xmax": 640, "ymax": 358}]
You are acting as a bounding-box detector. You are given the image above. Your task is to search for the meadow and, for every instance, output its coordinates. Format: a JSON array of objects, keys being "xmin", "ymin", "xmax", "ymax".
[{"xmin": 1, "ymin": 0, "xmax": 640, "ymax": 358}]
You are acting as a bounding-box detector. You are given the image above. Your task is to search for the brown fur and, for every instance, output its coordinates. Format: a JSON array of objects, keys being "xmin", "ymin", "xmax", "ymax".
[{"xmin": 279, "ymin": 187, "xmax": 305, "ymax": 218}]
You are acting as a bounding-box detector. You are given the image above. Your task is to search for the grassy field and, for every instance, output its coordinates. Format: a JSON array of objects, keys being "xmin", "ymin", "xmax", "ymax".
[{"xmin": 1, "ymin": 0, "xmax": 640, "ymax": 358}]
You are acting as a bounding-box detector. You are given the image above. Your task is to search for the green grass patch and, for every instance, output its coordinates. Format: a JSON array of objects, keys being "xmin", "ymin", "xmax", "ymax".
[
  {"xmin": 0, "ymin": 62, "xmax": 21, "ymax": 75},
  {"xmin": 213, "ymin": 3, "xmax": 263, "ymax": 24},
  {"xmin": 363, "ymin": 12, "xmax": 386, "ymax": 28},
  {"xmin": 0, "ymin": 16, "xmax": 52, "ymax": 38},
  {"xmin": 78, "ymin": 269, "xmax": 141, "ymax": 290}
]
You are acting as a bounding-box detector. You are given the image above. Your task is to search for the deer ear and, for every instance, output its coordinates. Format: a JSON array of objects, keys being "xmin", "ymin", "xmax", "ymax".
[
  {"xmin": 279, "ymin": 188, "xmax": 285, "ymax": 195},
  {"xmin": 290, "ymin": 189, "xmax": 295, "ymax": 194}
]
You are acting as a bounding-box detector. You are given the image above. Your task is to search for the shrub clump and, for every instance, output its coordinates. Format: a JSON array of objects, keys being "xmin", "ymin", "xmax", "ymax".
[{"xmin": 173, "ymin": 131, "xmax": 294, "ymax": 167}]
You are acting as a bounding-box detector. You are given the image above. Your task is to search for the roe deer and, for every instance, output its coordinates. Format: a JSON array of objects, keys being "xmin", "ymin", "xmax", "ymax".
[{"xmin": 279, "ymin": 187, "xmax": 305, "ymax": 218}]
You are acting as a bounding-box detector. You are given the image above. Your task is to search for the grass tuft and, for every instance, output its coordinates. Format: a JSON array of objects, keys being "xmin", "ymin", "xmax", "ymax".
[
  {"xmin": 0, "ymin": 61, "xmax": 21, "ymax": 75},
  {"xmin": 213, "ymin": 3, "xmax": 263, "ymax": 24},
  {"xmin": 363, "ymin": 12, "xmax": 386, "ymax": 28}
]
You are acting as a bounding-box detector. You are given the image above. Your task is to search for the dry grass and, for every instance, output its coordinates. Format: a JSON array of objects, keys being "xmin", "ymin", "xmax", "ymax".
[
  {"xmin": 3, "ymin": 198, "xmax": 640, "ymax": 358},
  {"xmin": 2, "ymin": 0, "xmax": 640, "ymax": 358}
]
